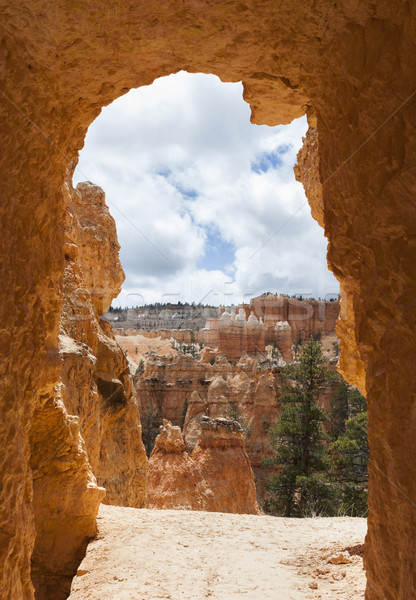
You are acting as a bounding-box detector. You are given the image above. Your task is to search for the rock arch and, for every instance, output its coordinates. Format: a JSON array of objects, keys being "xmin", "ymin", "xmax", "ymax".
[{"xmin": 1, "ymin": 2, "xmax": 415, "ymax": 599}]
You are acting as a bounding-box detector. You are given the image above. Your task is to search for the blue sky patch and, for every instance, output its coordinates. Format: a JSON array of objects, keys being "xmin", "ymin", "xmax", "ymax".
[
  {"xmin": 155, "ymin": 167, "xmax": 172, "ymax": 178},
  {"xmin": 175, "ymin": 184, "xmax": 198, "ymax": 199},
  {"xmin": 251, "ymin": 144, "xmax": 291, "ymax": 174},
  {"xmin": 197, "ymin": 227, "xmax": 235, "ymax": 272}
]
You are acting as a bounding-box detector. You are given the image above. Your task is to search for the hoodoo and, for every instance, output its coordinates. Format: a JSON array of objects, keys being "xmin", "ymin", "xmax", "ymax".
[{"xmin": 147, "ymin": 418, "xmax": 259, "ymax": 514}]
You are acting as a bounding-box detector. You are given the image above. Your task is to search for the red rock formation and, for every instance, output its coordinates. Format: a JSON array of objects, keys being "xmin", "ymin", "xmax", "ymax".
[
  {"xmin": 211, "ymin": 308, "xmax": 266, "ymax": 360},
  {"xmin": 135, "ymin": 349, "xmax": 282, "ymax": 503},
  {"xmin": 1, "ymin": 4, "xmax": 415, "ymax": 599},
  {"xmin": 247, "ymin": 295, "xmax": 339, "ymax": 351},
  {"xmin": 138, "ymin": 346, "xmax": 343, "ymax": 504},
  {"xmin": 200, "ymin": 297, "xmax": 338, "ymax": 361},
  {"xmin": 147, "ymin": 419, "xmax": 259, "ymax": 514},
  {"xmin": 146, "ymin": 420, "xmax": 212, "ymax": 510},
  {"xmin": 273, "ymin": 321, "xmax": 294, "ymax": 362},
  {"xmin": 182, "ymin": 362, "xmax": 282, "ymax": 504},
  {"xmin": 135, "ymin": 351, "xmax": 233, "ymax": 428},
  {"xmin": 183, "ymin": 390, "xmax": 210, "ymax": 451}
]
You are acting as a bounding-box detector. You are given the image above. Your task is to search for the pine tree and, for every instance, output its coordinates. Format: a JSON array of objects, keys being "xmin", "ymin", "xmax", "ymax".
[
  {"xmin": 330, "ymin": 377, "xmax": 366, "ymax": 439},
  {"xmin": 180, "ymin": 397, "xmax": 189, "ymax": 430},
  {"xmin": 142, "ymin": 406, "xmax": 161, "ymax": 457},
  {"xmin": 263, "ymin": 338, "xmax": 336, "ymax": 517},
  {"xmin": 331, "ymin": 410, "xmax": 369, "ymax": 516}
]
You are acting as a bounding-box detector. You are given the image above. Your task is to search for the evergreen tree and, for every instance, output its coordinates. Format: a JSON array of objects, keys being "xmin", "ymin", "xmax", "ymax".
[
  {"xmin": 263, "ymin": 338, "xmax": 336, "ymax": 517},
  {"xmin": 180, "ymin": 397, "xmax": 189, "ymax": 430},
  {"xmin": 133, "ymin": 359, "xmax": 145, "ymax": 381},
  {"xmin": 331, "ymin": 378, "xmax": 366, "ymax": 439},
  {"xmin": 142, "ymin": 406, "xmax": 161, "ymax": 457},
  {"xmin": 331, "ymin": 410, "xmax": 369, "ymax": 516}
]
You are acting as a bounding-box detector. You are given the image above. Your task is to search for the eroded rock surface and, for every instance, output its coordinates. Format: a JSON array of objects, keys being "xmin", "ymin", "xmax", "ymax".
[
  {"xmin": 147, "ymin": 419, "xmax": 259, "ymax": 514},
  {"xmin": 197, "ymin": 297, "xmax": 339, "ymax": 362},
  {"xmin": 60, "ymin": 179, "xmax": 147, "ymax": 508},
  {"xmin": 29, "ymin": 176, "xmax": 147, "ymax": 599},
  {"xmin": 1, "ymin": 2, "xmax": 415, "ymax": 598},
  {"xmin": 135, "ymin": 350, "xmax": 282, "ymax": 500},
  {"xmin": 135, "ymin": 346, "xmax": 339, "ymax": 503}
]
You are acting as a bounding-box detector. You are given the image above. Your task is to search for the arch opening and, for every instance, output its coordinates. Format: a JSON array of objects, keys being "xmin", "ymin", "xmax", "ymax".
[
  {"xmin": 34, "ymin": 70, "xmax": 369, "ymax": 600},
  {"xmin": 73, "ymin": 71, "xmax": 338, "ymax": 308}
]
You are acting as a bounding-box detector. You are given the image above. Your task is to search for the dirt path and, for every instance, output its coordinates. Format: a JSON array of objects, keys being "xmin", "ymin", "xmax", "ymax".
[{"xmin": 69, "ymin": 505, "xmax": 366, "ymax": 600}]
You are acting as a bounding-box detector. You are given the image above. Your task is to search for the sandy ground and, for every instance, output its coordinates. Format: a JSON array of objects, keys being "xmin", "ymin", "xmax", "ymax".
[
  {"xmin": 116, "ymin": 334, "xmax": 177, "ymax": 363},
  {"xmin": 69, "ymin": 505, "xmax": 366, "ymax": 600}
]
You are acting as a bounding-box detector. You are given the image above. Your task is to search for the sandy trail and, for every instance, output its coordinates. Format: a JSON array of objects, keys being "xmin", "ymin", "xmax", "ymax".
[{"xmin": 69, "ymin": 505, "xmax": 366, "ymax": 600}]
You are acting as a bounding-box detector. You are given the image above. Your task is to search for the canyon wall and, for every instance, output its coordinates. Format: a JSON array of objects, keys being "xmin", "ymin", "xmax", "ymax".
[
  {"xmin": 1, "ymin": 2, "xmax": 415, "ymax": 599},
  {"xmin": 147, "ymin": 419, "xmax": 259, "ymax": 514},
  {"xmin": 59, "ymin": 178, "xmax": 147, "ymax": 507},
  {"xmin": 134, "ymin": 347, "xmax": 339, "ymax": 503},
  {"xmin": 249, "ymin": 295, "xmax": 339, "ymax": 343},
  {"xmin": 135, "ymin": 350, "xmax": 282, "ymax": 501},
  {"xmin": 117, "ymin": 296, "xmax": 338, "ymax": 364},
  {"xmin": 198, "ymin": 297, "xmax": 338, "ymax": 362},
  {"xmin": 29, "ymin": 177, "xmax": 147, "ymax": 600}
]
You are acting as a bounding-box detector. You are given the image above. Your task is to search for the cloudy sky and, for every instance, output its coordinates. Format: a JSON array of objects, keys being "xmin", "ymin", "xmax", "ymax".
[{"xmin": 73, "ymin": 71, "xmax": 339, "ymax": 307}]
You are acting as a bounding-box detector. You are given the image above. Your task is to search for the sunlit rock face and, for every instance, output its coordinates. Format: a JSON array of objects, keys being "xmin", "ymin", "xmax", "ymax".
[
  {"xmin": 60, "ymin": 176, "xmax": 147, "ymax": 509},
  {"xmin": 29, "ymin": 175, "xmax": 147, "ymax": 600},
  {"xmin": 217, "ymin": 309, "xmax": 266, "ymax": 360},
  {"xmin": 147, "ymin": 419, "xmax": 259, "ymax": 514},
  {"xmin": 0, "ymin": 2, "xmax": 415, "ymax": 598}
]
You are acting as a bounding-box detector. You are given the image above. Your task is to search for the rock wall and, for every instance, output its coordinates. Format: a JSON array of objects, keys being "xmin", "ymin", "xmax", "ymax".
[
  {"xmin": 136, "ymin": 348, "xmax": 337, "ymax": 504},
  {"xmin": 216, "ymin": 309, "xmax": 265, "ymax": 360},
  {"xmin": 61, "ymin": 178, "xmax": 148, "ymax": 506},
  {"xmin": 183, "ymin": 360, "xmax": 282, "ymax": 504},
  {"xmin": 1, "ymin": 2, "xmax": 416, "ymax": 598},
  {"xmin": 135, "ymin": 352, "xmax": 234, "ymax": 426},
  {"xmin": 29, "ymin": 176, "xmax": 147, "ymax": 599},
  {"xmin": 147, "ymin": 419, "xmax": 259, "ymax": 514},
  {"xmin": 29, "ymin": 392, "xmax": 105, "ymax": 600}
]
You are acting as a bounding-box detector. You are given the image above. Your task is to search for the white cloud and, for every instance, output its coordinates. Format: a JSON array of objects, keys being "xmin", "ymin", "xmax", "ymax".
[{"xmin": 74, "ymin": 71, "xmax": 339, "ymax": 307}]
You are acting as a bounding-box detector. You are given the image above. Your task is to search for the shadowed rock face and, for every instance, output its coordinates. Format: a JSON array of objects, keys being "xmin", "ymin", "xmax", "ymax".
[
  {"xmin": 0, "ymin": 2, "xmax": 415, "ymax": 599},
  {"xmin": 147, "ymin": 419, "xmax": 259, "ymax": 514}
]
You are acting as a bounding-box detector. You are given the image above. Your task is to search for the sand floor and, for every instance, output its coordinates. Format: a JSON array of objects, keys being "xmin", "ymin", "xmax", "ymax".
[{"xmin": 69, "ymin": 505, "xmax": 366, "ymax": 600}]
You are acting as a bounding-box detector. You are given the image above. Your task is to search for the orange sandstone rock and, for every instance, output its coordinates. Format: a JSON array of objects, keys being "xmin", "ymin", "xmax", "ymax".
[
  {"xmin": 1, "ymin": 3, "xmax": 415, "ymax": 599},
  {"xmin": 192, "ymin": 417, "xmax": 259, "ymax": 515},
  {"xmin": 60, "ymin": 176, "xmax": 147, "ymax": 508},
  {"xmin": 146, "ymin": 420, "xmax": 212, "ymax": 511},
  {"xmin": 147, "ymin": 419, "xmax": 259, "ymax": 514},
  {"xmin": 202, "ymin": 297, "xmax": 338, "ymax": 362},
  {"xmin": 135, "ymin": 349, "xmax": 281, "ymax": 502},
  {"xmin": 29, "ymin": 176, "xmax": 147, "ymax": 599},
  {"xmin": 29, "ymin": 393, "xmax": 105, "ymax": 600}
]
